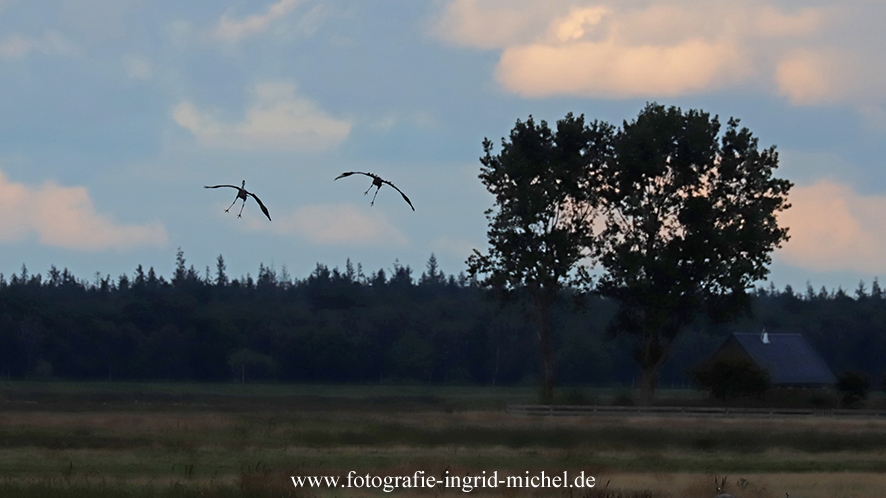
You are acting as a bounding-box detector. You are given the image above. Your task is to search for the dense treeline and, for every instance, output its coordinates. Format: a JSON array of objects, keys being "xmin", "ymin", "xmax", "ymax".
[{"xmin": 0, "ymin": 251, "xmax": 884, "ymax": 386}]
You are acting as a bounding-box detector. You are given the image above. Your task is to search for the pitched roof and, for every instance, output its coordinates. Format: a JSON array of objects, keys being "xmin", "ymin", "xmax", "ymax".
[{"xmin": 730, "ymin": 332, "xmax": 836, "ymax": 385}]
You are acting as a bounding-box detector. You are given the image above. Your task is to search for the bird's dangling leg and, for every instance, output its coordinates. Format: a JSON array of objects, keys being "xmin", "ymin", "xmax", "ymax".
[
  {"xmin": 237, "ymin": 199, "xmax": 247, "ymax": 218},
  {"xmin": 224, "ymin": 197, "xmax": 239, "ymax": 213},
  {"xmin": 370, "ymin": 186, "xmax": 382, "ymax": 206},
  {"xmin": 363, "ymin": 183, "xmax": 373, "ymax": 196}
]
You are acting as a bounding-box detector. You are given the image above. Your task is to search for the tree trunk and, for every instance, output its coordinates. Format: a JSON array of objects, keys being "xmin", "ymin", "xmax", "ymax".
[
  {"xmin": 492, "ymin": 347, "xmax": 500, "ymax": 387},
  {"xmin": 538, "ymin": 321, "xmax": 555, "ymax": 405},
  {"xmin": 637, "ymin": 364, "xmax": 660, "ymax": 406},
  {"xmin": 636, "ymin": 335, "xmax": 671, "ymax": 406},
  {"xmin": 533, "ymin": 291, "xmax": 556, "ymax": 405}
]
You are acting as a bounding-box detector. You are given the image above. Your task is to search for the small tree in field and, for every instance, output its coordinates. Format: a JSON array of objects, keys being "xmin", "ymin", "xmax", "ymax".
[
  {"xmin": 837, "ymin": 370, "xmax": 870, "ymax": 408},
  {"xmin": 228, "ymin": 348, "xmax": 276, "ymax": 383},
  {"xmin": 690, "ymin": 357, "xmax": 770, "ymax": 401},
  {"xmin": 468, "ymin": 113, "xmax": 610, "ymax": 403}
]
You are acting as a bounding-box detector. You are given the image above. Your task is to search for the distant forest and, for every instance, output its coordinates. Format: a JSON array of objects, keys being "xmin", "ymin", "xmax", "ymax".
[{"xmin": 1, "ymin": 250, "xmax": 885, "ymax": 388}]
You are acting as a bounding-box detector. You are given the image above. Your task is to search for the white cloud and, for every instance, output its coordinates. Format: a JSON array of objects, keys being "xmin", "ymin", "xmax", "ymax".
[
  {"xmin": 432, "ymin": 0, "xmax": 562, "ymax": 49},
  {"xmin": 778, "ymin": 180, "xmax": 886, "ymax": 274},
  {"xmin": 214, "ymin": 0, "xmax": 302, "ymax": 41},
  {"xmin": 0, "ymin": 31, "xmax": 81, "ymax": 60},
  {"xmin": 291, "ymin": 4, "xmax": 331, "ymax": 38},
  {"xmin": 0, "ymin": 170, "xmax": 167, "ymax": 251},
  {"xmin": 774, "ymin": 49, "xmax": 864, "ymax": 105},
  {"xmin": 432, "ymin": 1, "xmax": 886, "ymax": 107},
  {"xmin": 497, "ymin": 38, "xmax": 746, "ymax": 98},
  {"xmin": 554, "ymin": 6, "xmax": 609, "ymax": 43},
  {"xmin": 173, "ymin": 82, "xmax": 352, "ymax": 151},
  {"xmin": 754, "ymin": 5, "xmax": 824, "ymax": 38},
  {"xmin": 166, "ymin": 20, "xmax": 194, "ymax": 47},
  {"xmin": 246, "ymin": 204, "xmax": 409, "ymax": 246},
  {"xmin": 123, "ymin": 54, "xmax": 153, "ymax": 80}
]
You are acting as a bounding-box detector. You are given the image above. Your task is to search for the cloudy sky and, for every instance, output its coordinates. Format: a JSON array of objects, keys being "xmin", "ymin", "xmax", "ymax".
[{"xmin": 1, "ymin": 0, "xmax": 885, "ymax": 292}]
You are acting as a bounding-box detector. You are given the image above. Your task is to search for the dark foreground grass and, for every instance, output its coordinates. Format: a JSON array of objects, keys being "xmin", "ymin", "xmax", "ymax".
[
  {"xmin": 3, "ymin": 412, "xmax": 886, "ymax": 459},
  {"xmin": 0, "ymin": 480, "xmax": 668, "ymax": 498},
  {"xmin": 0, "ymin": 480, "xmax": 301, "ymax": 498},
  {"xmin": 2, "ymin": 382, "xmax": 886, "ymax": 497},
  {"xmin": 0, "ymin": 381, "xmax": 537, "ymax": 412}
]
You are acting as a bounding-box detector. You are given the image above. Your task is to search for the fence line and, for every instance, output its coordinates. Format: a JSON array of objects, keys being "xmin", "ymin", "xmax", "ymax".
[{"xmin": 506, "ymin": 404, "xmax": 886, "ymax": 418}]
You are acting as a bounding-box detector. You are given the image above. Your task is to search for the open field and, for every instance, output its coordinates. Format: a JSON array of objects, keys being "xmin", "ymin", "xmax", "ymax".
[{"xmin": 1, "ymin": 382, "xmax": 885, "ymax": 497}]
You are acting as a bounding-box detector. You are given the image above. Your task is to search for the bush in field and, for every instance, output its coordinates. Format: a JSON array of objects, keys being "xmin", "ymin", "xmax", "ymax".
[
  {"xmin": 34, "ymin": 360, "xmax": 53, "ymax": 378},
  {"xmin": 808, "ymin": 390, "xmax": 839, "ymax": 409},
  {"xmin": 560, "ymin": 389, "xmax": 599, "ymax": 406},
  {"xmin": 228, "ymin": 348, "xmax": 276, "ymax": 383},
  {"xmin": 837, "ymin": 370, "xmax": 870, "ymax": 408},
  {"xmin": 689, "ymin": 357, "xmax": 770, "ymax": 401},
  {"xmin": 611, "ymin": 392, "xmax": 635, "ymax": 406}
]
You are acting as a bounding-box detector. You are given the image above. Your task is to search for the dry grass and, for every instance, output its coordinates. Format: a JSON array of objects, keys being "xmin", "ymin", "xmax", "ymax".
[
  {"xmin": 0, "ymin": 412, "xmax": 234, "ymax": 432},
  {"xmin": 2, "ymin": 384, "xmax": 886, "ymax": 497},
  {"xmin": 594, "ymin": 472, "xmax": 886, "ymax": 498}
]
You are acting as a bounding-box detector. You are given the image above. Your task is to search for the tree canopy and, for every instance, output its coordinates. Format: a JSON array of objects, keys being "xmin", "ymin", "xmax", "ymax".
[
  {"xmin": 467, "ymin": 113, "xmax": 609, "ymax": 402},
  {"xmin": 597, "ymin": 103, "xmax": 792, "ymax": 403},
  {"xmin": 468, "ymin": 104, "xmax": 791, "ymax": 403}
]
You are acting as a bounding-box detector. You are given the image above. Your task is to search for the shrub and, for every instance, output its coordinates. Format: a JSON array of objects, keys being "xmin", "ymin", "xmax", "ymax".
[
  {"xmin": 228, "ymin": 349, "xmax": 276, "ymax": 383},
  {"xmin": 34, "ymin": 360, "xmax": 53, "ymax": 378},
  {"xmin": 808, "ymin": 391, "xmax": 839, "ymax": 409},
  {"xmin": 837, "ymin": 370, "xmax": 870, "ymax": 408},
  {"xmin": 689, "ymin": 357, "xmax": 770, "ymax": 401},
  {"xmin": 560, "ymin": 389, "xmax": 599, "ymax": 406},
  {"xmin": 611, "ymin": 392, "xmax": 635, "ymax": 406}
]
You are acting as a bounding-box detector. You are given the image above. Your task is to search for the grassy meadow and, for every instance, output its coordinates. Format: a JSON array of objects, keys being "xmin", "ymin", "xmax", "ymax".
[{"xmin": 1, "ymin": 382, "xmax": 885, "ymax": 497}]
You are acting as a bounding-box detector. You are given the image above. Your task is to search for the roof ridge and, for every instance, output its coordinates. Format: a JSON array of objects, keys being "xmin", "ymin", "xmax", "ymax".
[{"xmin": 733, "ymin": 332, "xmax": 801, "ymax": 335}]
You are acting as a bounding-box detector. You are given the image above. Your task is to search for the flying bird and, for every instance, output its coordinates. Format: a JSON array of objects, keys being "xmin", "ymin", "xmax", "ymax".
[
  {"xmin": 334, "ymin": 171, "xmax": 414, "ymax": 211},
  {"xmin": 204, "ymin": 180, "xmax": 271, "ymax": 221}
]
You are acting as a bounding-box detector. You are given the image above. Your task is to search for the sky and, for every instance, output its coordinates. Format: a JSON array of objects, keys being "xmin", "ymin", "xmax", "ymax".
[{"xmin": 1, "ymin": 0, "xmax": 885, "ymax": 293}]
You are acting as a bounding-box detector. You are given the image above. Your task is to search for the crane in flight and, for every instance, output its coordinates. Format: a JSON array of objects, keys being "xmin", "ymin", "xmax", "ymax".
[
  {"xmin": 204, "ymin": 180, "xmax": 271, "ymax": 221},
  {"xmin": 334, "ymin": 171, "xmax": 414, "ymax": 211}
]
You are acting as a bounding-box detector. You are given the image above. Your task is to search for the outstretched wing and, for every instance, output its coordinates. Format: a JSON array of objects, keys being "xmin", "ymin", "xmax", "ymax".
[
  {"xmin": 381, "ymin": 180, "xmax": 415, "ymax": 211},
  {"xmin": 204, "ymin": 184, "xmax": 239, "ymax": 190},
  {"xmin": 248, "ymin": 192, "xmax": 272, "ymax": 221},
  {"xmin": 334, "ymin": 171, "xmax": 372, "ymax": 181}
]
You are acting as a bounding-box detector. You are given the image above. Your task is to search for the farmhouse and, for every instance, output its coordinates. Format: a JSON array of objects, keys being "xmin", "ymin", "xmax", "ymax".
[{"xmin": 705, "ymin": 331, "xmax": 836, "ymax": 387}]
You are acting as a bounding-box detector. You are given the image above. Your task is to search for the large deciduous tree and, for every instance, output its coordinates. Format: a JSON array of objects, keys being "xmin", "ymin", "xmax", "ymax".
[
  {"xmin": 597, "ymin": 103, "xmax": 791, "ymax": 405},
  {"xmin": 468, "ymin": 113, "xmax": 609, "ymax": 403}
]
